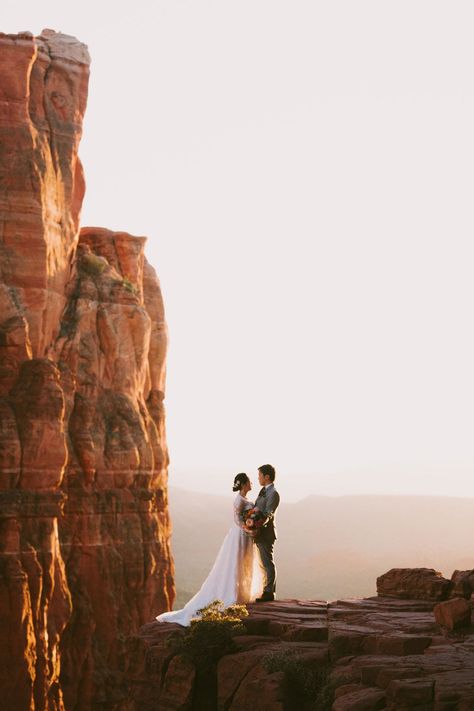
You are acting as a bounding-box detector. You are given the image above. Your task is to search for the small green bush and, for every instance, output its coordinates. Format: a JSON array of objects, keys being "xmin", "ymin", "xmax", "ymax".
[
  {"xmin": 262, "ymin": 648, "xmax": 333, "ymax": 710},
  {"xmin": 80, "ymin": 253, "xmax": 107, "ymax": 276},
  {"xmin": 314, "ymin": 668, "xmax": 334, "ymax": 711},
  {"xmin": 121, "ymin": 277, "xmax": 138, "ymax": 294},
  {"xmin": 169, "ymin": 600, "xmax": 248, "ymax": 672}
]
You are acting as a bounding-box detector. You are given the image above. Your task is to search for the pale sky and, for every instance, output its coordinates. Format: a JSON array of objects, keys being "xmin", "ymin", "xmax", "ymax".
[{"xmin": 5, "ymin": 1, "xmax": 474, "ymax": 501}]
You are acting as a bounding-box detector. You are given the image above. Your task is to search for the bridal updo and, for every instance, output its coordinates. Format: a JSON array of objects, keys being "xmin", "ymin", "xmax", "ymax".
[{"xmin": 232, "ymin": 472, "xmax": 249, "ymax": 492}]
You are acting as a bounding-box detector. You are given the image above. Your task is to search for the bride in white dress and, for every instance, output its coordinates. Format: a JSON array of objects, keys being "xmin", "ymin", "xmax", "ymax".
[{"xmin": 156, "ymin": 473, "xmax": 264, "ymax": 626}]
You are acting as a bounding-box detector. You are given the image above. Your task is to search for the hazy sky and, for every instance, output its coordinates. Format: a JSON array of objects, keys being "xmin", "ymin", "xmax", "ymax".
[{"xmin": 5, "ymin": 1, "xmax": 474, "ymax": 501}]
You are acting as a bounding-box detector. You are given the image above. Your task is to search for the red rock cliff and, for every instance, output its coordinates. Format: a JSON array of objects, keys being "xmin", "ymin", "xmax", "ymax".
[
  {"xmin": 130, "ymin": 568, "xmax": 474, "ymax": 710},
  {"xmin": 0, "ymin": 30, "xmax": 174, "ymax": 711}
]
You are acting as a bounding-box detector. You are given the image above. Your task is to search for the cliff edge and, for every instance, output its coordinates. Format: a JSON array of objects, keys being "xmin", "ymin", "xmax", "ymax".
[
  {"xmin": 0, "ymin": 29, "xmax": 174, "ymax": 711},
  {"xmin": 129, "ymin": 568, "xmax": 474, "ymax": 710}
]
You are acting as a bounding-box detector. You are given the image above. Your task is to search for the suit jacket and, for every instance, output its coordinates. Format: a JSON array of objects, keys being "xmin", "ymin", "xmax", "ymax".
[{"xmin": 254, "ymin": 483, "xmax": 280, "ymax": 542}]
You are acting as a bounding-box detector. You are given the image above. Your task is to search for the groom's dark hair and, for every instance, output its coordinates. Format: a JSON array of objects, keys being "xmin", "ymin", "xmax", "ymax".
[{"xmin": 258, "ymin": 464, "xmax": 276, "ymax": 481}]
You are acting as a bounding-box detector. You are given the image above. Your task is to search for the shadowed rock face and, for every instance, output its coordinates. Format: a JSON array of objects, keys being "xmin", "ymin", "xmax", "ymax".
[{"xmin": 0, "ymin": 30, "xmax": 174, "ymax": 711}]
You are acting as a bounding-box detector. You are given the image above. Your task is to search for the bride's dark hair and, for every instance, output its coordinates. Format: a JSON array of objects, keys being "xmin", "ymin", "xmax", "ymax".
[{"xmin": 232, "ymin": 472, "xmax": 249, "ymax": 492}]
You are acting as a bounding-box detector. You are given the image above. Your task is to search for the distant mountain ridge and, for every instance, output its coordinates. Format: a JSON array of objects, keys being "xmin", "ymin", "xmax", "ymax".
[{"xmin": 169, "ymin": 487, "xmax": 474, "ymax": 606}]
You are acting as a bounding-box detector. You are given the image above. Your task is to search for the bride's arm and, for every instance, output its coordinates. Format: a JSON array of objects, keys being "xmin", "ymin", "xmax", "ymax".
[{"xmin": 233, "ymin": 497, "xmax": 247, "ymax": 527}]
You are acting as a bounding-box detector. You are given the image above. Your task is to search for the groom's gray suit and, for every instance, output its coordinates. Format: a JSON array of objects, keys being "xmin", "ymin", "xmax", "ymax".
[{"xmin": 254, "ymin": 483, "xmax": 280, "ymax": 594}]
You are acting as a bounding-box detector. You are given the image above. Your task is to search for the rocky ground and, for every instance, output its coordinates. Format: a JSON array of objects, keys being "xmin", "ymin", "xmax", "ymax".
[{"xmin": 128, "ymin": 568, "xmax": 474, "ymax": 711}]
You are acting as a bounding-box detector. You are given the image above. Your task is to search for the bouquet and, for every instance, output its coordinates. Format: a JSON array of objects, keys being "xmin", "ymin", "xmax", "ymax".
[{"xmin": 241, "ymin": 507, "xmax": 267, "ymax": 537}]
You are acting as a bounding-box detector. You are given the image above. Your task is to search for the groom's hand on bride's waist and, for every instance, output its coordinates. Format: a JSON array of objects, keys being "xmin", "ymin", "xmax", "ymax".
[{"xmin": 259, "ymin": 514, "xmax": 273, "ymax": 529}]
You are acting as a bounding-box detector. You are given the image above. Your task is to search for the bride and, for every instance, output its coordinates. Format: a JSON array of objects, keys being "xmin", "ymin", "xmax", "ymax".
[{"xmin": 156, "ymin": 473, "xmax": 264, "ymax": 626}]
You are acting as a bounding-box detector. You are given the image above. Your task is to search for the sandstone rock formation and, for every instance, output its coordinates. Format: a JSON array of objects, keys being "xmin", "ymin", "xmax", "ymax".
[
  {"xmin": 130, "ymin": 569, "xmax": 474, "ymax": 710},
  {"xmin": 434, "ymin": 598, "xmax": 472, "ymax": 632},
  {"xmin": 0, "ymin": 30, "xmax": 174, "ymax": 711},
  {"xmin": 376, "ymin": 568, "xmax": 452, "ymax": 602}
]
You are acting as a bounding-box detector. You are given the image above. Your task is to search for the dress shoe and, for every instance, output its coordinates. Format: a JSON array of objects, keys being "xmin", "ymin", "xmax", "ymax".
[{"xmin": 255, "ymin": 593, "xmax": 275, "ymax": 602}]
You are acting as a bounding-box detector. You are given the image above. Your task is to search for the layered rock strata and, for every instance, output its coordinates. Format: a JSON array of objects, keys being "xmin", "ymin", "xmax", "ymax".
[
  {"xmin": 129, "ymin": 568, "xmax": 474, "ymax": 710},
  {"xmin": 0, "ymin": 30, "xmax": 174, "ymax": 711}
]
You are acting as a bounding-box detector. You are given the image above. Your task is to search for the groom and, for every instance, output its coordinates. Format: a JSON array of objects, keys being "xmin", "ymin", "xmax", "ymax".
[{"xmin": 254, "ymin": 463, "xmax": 280, "ymax": 602}]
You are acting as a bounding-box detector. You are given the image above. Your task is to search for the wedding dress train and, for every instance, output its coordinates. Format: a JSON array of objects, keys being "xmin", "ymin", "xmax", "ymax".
[{"xmin": 156, "ymin": 493, "xmax": 264, "ymax": 626}]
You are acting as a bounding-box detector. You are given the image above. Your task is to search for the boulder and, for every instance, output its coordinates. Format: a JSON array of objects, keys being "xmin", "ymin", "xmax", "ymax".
[
  {"xmin": 449, "ymin": 569, "xmax": 474, "ymax": 599},
  {"xmin": 158, "ymin": 655, "xmax": 196, "ymax": 711},
  {"xmin": 433, "ymin": 597, "xmax": 472, "ymax": 631},
  {"xmin": 376, "ymin": 568, "xmax": 451, "ymax": 601}
]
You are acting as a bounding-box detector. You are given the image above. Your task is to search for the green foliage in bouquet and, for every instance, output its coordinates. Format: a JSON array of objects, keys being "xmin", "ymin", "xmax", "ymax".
[
  {"xmin": 170, "ymin": 600, "xmax": 248, "ymax": 672},
  {"xmin": 262, "ymin": 648, "xmax": 333, "ymax": 710}
]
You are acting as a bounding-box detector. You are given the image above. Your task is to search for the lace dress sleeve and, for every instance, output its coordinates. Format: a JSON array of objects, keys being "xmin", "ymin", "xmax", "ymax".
[{"xmin": 233, "ymin": 494, "xmax": 247, "ymax": 527}]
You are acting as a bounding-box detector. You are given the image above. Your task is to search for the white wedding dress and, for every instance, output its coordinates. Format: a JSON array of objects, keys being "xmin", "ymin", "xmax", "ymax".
[{"xmin": 156, "ymin": 493, "xmax": 264, "ymax": 626}]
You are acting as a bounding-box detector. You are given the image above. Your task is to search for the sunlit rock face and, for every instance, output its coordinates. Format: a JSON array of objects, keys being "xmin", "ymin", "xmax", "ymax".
[
  {"xmin": 0, "ymin": 30, "xmax": 174, "ymax": 711},
  {"xmin": 0, "ymin": 29, "xmax": 88, "ymax": 363},
  {"xmin": 56, "ymin": 227, "xmax": 174, "ymax": 708}
]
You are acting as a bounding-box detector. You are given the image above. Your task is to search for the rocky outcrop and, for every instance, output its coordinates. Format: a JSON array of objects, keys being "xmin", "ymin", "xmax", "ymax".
[
  {"xmin": 56, "ymin": 227, "xmax": 174, "ymax": 709},
  {"xmin": 0, "ymin": 30, "xmax": 174, "ymax": 711},
  {"xmin": 129, "ymin": 570, "xmax": 474, "ymax": 710},
  {"xmin": 434, "ymin": 598, "xmax": 472, "ymax": 632},
  {"xmin": 376, "ymin": 568, "xmax": 452, "ymax": 602},
  {"xmin": 0, "ymin": 29, "xmax": 88, "ymax": 363},
  {"xmin": 449, "ymin": 570, "xmax": 474, "ymax": 600}
]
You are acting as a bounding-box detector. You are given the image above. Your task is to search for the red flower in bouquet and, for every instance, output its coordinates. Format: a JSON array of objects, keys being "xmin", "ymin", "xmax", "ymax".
[{"xmin": 241, "ymin": 507, "xmax": 267, "ymax": 536}]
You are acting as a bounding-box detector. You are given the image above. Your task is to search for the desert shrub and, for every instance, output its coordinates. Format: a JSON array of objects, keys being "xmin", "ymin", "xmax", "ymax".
[
  {"xmin": 169, "ymin": 600, "xmax": 248, "ymax": 672},
  {"xmin": 109, "ymin": 277, "xmax": 138, "ymax": 296},
  {"xmin": 80, "ymin": 253, "xmax": 107, "ymax": 276},
  {"xmin": 121, "ymin": 277, "xmax": 138, "ymax": 294},
  {"xmin": 314, "ymin": 668, "xmax": 334, "ymax": 711},
  {"xmin": 262, "ymin": 648, "xmax": 333, "ymax": 710}
]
